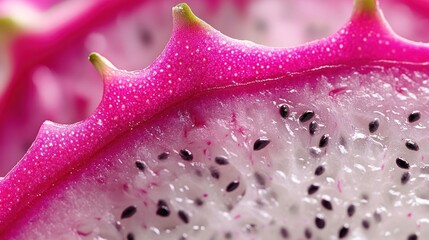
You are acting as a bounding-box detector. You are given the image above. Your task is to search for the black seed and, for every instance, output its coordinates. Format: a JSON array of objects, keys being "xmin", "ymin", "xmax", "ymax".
[
  {"xmin": 304, "ymin": 228, "xmax": 312, "ymax": 239},
  {"xmin": 315, "ymin": 215, "xmax": 326, "ymax": 229},
  {"xmin": 156, "ymin": 205, "xmax": 170, "ymax": 217},
  {"xmin": 321, "ymin": 198, "xmax": 333, "ymax": 210},
  {"xmin": 226, "ymin": 180, "xmax": 240, "ymax": 192},
  {"xmin": 373, "ymin": 211, "xmax": 382, "ymax": 223},
  {"xmin": 253, "ymin": 138, "xmax": 271, "ymax": 151},
  {"xmin": 245, "ymin": 223, "xmax": 257, "ymax": 233},
  {"xmin": 299, "ymin": 110, "xmax": 315, "ymax": 122},
  {"xmin": 135, "ymin": 160, "xmax": 146, "ymax": 171},
  {"xmin": 314, "ymin": 165, "xmax": 325, "ymax": 176},
  {"xmin": 279, "ymin": 104, "xmax": 290, "ymax": 118},
  {"xmin": 401, "ymin": 172, "xmax": 411, "ymax": 185},
  {"xmin": 369, "ymin": 118, "xmax": 379, "ymax": 133},
  {"xmin": 396, "ymin": 157, "xmax": 410, "ymax": 169},
  {"xmin": 178, "ymin": 210, "xmax": 189, "ymax": 224},
  {"xmin": 362, "ymin": 219, "xmax": 370, "ymax": 229},
  {"xmin": 178, "ymin": 236, "xmax": 187, "ymax": 240},
  {"xmin": 347, "ymin": 204, "xmax": 356, "ymax": 217},
  {"xmin": 195, "ymin": 169, "xmax": 203, "ymax": 177},
  {"xmin": 408, "ymin": 233, "xmax": 418, "ymax": 240},
  {"xmin": 280, "ymin": 227, "xmax": 289, "ymax": 238},
  {"xmin": 127, "ymin": 233, "xmax": 135, "ymax": 240},
  {"xmin": 339, "ymin": 136, "xmax": 347, "ymax": 147},
  {"xmin": 408, "ymin": 111, "xmax": 421, "ymax": 123},
  {"xmin": 361, "ymin": 193, "xmax": 369, "ymax": 202},
  {"xmin": 179, "ymin": 149, "xmax": 193, "ymax": 161},
  {"xmin": 338, "ymin": 225, "xmax": 349, "ymax": 238},
  {"xmin": 319, "ymin": 134, "xmax": 330, "ymax": 148},
  {"xmin": 215, "ymin": 156, "xmax": 229, "ymax": 165},
  {"xmin": 254, "ymin": 172, "xmax": 266, "ymax": 187},
  {"xmin": 156, "ymin": 200, "xmax": 170, "ymax": 217},
  {"xmin": 210, "ymin": 167, "xmax": 220, "ymax": 179},
  {"xmin": 158, "ymin": 152, "xmax": 170, "ymax": 160},
  {"xmin": 307, "ymin": 184, "xmax": 320, "ymax": 195},
  {"xmin": 194, "ymin": 198, "xmax": 203, "ymax": 206},
  {"xmin": 121, "ymin": 206, "xmax": 137, "ymax": 219},
  {"xmin": 309, "ymin": 121, "xmax": 318, "ymax": 135},
  {"xmin": 405, "ymin": 139, "xmax": 419, "ymax": 151},
  {"xmin": 225, "ymin": 232, "xmax": 233, "ymax": 239}
]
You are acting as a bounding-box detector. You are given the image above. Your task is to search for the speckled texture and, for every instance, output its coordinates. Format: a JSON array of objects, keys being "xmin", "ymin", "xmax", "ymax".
[
  {"xmin": 1, "ymin": 0, "xmax": 429, "ymax": 235},
  {"xmin": 4, "ymin": 63, "xmax": 429, "ymax": 239}
]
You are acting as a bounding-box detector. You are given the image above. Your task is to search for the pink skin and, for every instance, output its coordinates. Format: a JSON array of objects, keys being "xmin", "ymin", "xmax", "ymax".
[{"xmin": 0, "ymin": 0, "xmax": 429, "ymax": 234}]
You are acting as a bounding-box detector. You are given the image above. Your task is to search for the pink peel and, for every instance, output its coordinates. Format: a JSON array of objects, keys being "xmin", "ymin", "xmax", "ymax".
[{"xmin": 1, "ymin": 0, "xmax": 429, "ymax": 235}]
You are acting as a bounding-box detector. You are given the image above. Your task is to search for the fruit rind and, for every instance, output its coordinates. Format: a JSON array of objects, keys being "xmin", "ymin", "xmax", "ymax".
[
  {"xmin": 354, "ymin": 0, "xmax": 377, "ymax": 14},
  {"xmin": 89, "ymin": 52, "xmax": 118, "ymax": 79}
]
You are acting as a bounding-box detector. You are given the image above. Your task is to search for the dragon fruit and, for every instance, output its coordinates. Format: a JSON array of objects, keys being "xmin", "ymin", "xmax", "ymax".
[{"xmin": 1, "ymin": 0, "xmax": 429, "ymax": 239}]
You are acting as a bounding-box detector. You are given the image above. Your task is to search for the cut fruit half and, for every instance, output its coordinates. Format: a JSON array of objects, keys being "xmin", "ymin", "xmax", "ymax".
[{"xmin": 1, "ymin": 1, "xmax": 429, "ymax": 239}]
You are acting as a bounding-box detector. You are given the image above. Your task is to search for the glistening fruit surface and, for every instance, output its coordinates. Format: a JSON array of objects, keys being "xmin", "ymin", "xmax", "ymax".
[{"xmin": 1, "ymin": 1, "xmax": 429, "ymax": 239}]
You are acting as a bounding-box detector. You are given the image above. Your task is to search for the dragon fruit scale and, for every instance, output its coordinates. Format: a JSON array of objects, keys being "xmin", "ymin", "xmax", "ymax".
[{"xmin": 1, "ymin": 0, "xmax": 429, "ymax": 239}]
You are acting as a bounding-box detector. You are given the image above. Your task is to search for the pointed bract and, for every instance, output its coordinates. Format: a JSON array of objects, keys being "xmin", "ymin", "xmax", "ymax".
[{"xmin": 89, "ymin": 52, "xmax": 118, "ymax": 80}]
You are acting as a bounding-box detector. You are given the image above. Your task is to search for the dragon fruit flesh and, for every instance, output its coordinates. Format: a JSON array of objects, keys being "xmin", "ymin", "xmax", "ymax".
[{"xmin": 1, "ymin": 0, "xmax": 429, "ymax": 239}]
